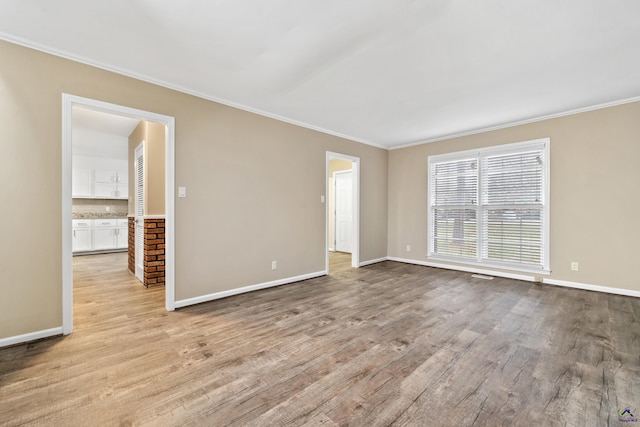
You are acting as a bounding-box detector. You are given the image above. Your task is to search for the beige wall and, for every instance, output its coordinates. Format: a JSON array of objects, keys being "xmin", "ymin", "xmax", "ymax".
[
  {"xmin": 328, "ymin": 159, "xmax": 353, "ymax": 250},
  {"xmin": 388, "ymin": 101, "xmax": 640, "ymax": 292},
  {"xmin": 0, "ymin": 40, "xmax": 388, "ymax": 339},
  {"xmin": 128, "ymin": 121, "xmax": 166, "ymax": 215}
]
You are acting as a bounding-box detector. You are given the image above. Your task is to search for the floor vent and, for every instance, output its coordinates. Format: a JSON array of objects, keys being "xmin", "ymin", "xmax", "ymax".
[{"xmin": 471, "ymin": 274, "xmax": 494, "ymax": 280}]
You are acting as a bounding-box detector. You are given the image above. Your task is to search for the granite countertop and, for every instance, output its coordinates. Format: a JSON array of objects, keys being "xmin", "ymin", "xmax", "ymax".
[{"xmin": 72, "ymin": 213, "xmax": 129, "ymax": 219}]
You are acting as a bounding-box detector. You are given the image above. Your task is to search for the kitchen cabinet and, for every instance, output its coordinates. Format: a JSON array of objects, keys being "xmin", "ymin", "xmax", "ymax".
[
  {"xmin": 72, "ymin": 218, "xmax": 128, "ymax": 253},
  {"xmin": 71, "ymin": 154, "xmax": 129, "ymax": 200},
  {"xmin": 72, "ymin": 220, "xmax": 92, "ymax": 252},
  {"xmin": 116, "ymin": 219, "xmax": 128, "ymax": 249},
  {"xmin": 72, "ymin": 169, "xmax": 92, "ymax": 198},
  {"xmin": 93, "ymin": 219, "xmax": 118, "ymax": 250},
  {"xmin": 94, "ymin": 170, "xmax": 128, "ymax": 199}
]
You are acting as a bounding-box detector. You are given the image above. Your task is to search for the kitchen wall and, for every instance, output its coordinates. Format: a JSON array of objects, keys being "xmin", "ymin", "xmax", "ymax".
[
  {"xmin": 0, "ymin": 39, "xmax": 388, "ymax": 340},
  {"xmin": 72, "ymin": 199, "xmax": 128, "ymax": 218},
  {"xmin": 128, "ymin": 120, "xmax": 166, "ymax": 216},
  {"xmin": 388, "ymin": 101, "xmax": 640, "ymax": 293}
]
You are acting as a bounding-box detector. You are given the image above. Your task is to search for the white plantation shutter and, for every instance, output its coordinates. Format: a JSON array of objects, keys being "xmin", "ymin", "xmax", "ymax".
[{"xmin": 428, "ymin": 139, "xmax": 549, "ymax": 272}]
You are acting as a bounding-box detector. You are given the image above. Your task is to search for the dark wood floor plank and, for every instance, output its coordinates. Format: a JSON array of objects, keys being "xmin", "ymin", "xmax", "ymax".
[{"xmin": 1, "ymin": 253, "xmax": 639, "ymax": 426}]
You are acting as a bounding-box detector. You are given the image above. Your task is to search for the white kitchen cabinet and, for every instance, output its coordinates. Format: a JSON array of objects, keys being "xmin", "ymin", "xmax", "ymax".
[
  {"xmin": 93, "ymin": 170, "xmax": 128, "ymax": 199},
  {"xmin": 93, "ymin": 219, "xmax": 118, "ymax": 250},
  {"xmin": 72, "ymin": 169, "xmax": 92, "ymax": 197},
  {"xmin": 116, "ymin": 219, "xmax": 128, "ymax": 249},
  {"xmin": 72, "ymin": 220, "xmax": 92, "ymax": 252}
]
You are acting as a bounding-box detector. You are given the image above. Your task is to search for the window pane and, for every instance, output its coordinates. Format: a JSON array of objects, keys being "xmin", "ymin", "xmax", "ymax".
[
  {"xmin": 483, "ymin": 151, "xmax": 543, "ymax": 205},
  {"xmin": 482, "ymin": 209, "xmax": 542, "ymax": 265},
  {"xmin": 428, "ymin": 139, "xmax": 548, "ymax": 271},
  {"xmin": 433, "ymin": 208, "xmax": 477, "ymax": 258},
  {"xmin": 433, "ymin": 159, "xmax": 477, "ymax": 206}
]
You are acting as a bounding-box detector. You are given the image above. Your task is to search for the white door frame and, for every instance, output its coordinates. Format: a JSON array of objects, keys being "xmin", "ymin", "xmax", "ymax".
[
  {"xmin": 326, "ymin": 151, "xmax": 360, "ymax": 271},
  {"xmin": 62, "ymin": 94, "xmax": 176, "ymax": 335}
]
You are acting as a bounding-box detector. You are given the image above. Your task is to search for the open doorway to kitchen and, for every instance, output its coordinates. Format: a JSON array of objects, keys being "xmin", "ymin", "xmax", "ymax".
[
  {"xmin": 62, "ymin": 94, "xmax": 175, "ymax": 336},
  {"xmin": 326, "ymin": 151, "xmax": 360, "ymax": 273}
]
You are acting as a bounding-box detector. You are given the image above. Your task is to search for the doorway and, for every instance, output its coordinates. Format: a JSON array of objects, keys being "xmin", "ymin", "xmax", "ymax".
[
  {"xmin": 62, "ymin": 94, "xmax": 176, "ymax": 335},
  {"xmin": 326, "ymin": 151, "xmax": 360, "ymax": 273}
]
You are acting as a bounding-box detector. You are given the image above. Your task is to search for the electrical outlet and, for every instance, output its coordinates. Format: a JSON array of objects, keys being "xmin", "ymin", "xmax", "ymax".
[
  {"xmin": 571, "ymin": 262, "xmax": 579, "ymax": 271},
  {"xmin": 272, "ymin": 261, "xmax": 277, "ymax": 270},
  {"xmin": 105, "ymin": 206, "xmax": 110, "ymax": 212},
  {"xmin": 406, "ymin": 245, "xmax": 411, "ymax": 252}
]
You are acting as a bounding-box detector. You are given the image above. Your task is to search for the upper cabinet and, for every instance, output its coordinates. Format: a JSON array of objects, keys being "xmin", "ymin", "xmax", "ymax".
[
  {"xmin": 94, "ymin": 169, "xmax": 128, "ymax": 199},
  {"xmin": 72, "ymin": 125, "xmax": 131, "ymax": 200},
  {"xmin": 72, "ymin": 160, "xmax": 129, "ymax": 199},
  {"xmin": 72, "ymin": 168, "xmax": 93, "ymax": 198}
]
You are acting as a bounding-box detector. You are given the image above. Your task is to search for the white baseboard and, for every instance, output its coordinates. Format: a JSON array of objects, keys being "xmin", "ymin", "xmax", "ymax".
[
  {"xmin": 0, "ymin": 327, "xmax": 63, "ymax": 348},
  {"xmin": 543, "ymin": 278, "xmax": 640, "ymax": 298},
  {"xmin": 386, "ymin": 256, "xmax": 640, "ymax": 298},
  {"xmin": 174, "ymin": 270, "xmax": 327, "ymax": 309},
  {"xmin": 387, "ymin": 256, "xmax": 535, "ymax": 282},
  {"xmin": 359, "ymin": 257, "xmax": 387, "ymax": 267}
]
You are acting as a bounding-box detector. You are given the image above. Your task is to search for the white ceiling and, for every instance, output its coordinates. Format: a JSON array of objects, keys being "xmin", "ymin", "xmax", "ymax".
[
  {"xmin": 2, "ymin": 1, "xmax": 639, "ymax": 149},
  {"xmin": 73, "ymin": 107, "xmax": 140, "ymax": 137}
]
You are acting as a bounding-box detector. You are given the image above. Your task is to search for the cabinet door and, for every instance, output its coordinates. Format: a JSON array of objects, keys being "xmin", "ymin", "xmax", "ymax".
[
  {"xmin": 116, "ymin": 183, "xmax": 129, "ymax": 199},
  {"xmin": 94, "ymin": 169, "xmax": 116, "ymax": 183},
  {"xmin": 72, "ymin": 227, "xmax": 92, "ymax": 252},
  {"xmin": 94, "ymin": 182, "xmax": 116, "ymax": 198},
  {"xmin": 116, "ymin": 170, "xmax": 128, "ymax": 184},
  {"xmin": 116, "ymin": 226, "xmax": 128, "ymax": 249},
  {"xmin": 93, "ymin": 227, "xmax": 117, "ymax": 250},
  {"xmin": 72, "ymin": 169, "xmax": 92, "ymax": 197}
]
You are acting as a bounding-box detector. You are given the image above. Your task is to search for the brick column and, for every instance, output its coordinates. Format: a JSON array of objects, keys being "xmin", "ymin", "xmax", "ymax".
[
  {"xmin": 128, "ymin": 217, "xmax": 135, "ymax": 274},
  {"xmin": 143, "ymin": 218, "xmax": 166, "ymax": 287}
]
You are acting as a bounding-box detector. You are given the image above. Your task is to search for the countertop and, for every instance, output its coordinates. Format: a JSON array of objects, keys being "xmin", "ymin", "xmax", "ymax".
[{"xmin": 72, "ymin": 213, "xmax": 129, "ymax": 219}]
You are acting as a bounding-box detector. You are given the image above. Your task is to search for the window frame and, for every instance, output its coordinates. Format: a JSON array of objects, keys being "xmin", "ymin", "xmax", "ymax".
[{"xmin": 427, "ymin": 138, "xmax": 550, "ymax": 274}]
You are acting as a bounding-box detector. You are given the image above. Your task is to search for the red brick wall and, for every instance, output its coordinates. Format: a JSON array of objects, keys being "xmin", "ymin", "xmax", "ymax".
[
  {"xmin": 143, "ymin": 218, "xmax": 165, "ymax": 287},
  {"xmin": 128, "ymin": 217, "xmax": 135, "ymax": 274},
  {"xmin": 127, "ymin": 217, "xmax": 166, "ymax": 287}
]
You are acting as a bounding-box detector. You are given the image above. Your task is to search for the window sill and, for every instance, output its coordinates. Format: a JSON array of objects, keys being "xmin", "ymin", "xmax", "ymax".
[{"xmin": 427, "ymin": 255, "xmax": 551, "ymax": 277}]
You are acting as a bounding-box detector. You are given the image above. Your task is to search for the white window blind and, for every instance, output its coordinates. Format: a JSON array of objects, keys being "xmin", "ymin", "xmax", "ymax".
[{"xmin": 428, "ymin": 139, "xmax": 549, "ymax": 272}]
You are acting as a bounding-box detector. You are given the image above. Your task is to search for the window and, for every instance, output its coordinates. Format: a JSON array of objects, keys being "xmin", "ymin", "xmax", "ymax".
[{"xmin": 428, "ymin": 138, "xmax": 549, "ymax": 272}]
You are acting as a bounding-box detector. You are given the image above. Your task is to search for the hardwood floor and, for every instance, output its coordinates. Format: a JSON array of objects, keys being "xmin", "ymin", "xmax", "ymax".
[{"xmin": 1, "ymin": 252, "xmax": 639, "ymax": 426}]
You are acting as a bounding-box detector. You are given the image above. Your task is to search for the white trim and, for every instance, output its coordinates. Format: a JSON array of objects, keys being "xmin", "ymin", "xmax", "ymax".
[
  {"xmin": 542, "ymin": 278, "xmax": 640, "ymax": 298},
  {"xmin": 426, "ymin": 256, "xmax": 551, "ymax": 276},
  {"xmin": 0, "ymin": 327, "xmax": 63, "ymax": 348},
  {"xmin": 359, "ymin": 257, "xmax": 387, "ymax": 267},
  {"xmin": 391, "ymin": 96, "xmax": 640, "ymax": 150},
  {"xmin": 386, "ymin": 256, "xmax": 640, "ymax": 298},
  {"xmin": 142, "ymin": 215, "xmax": 166, "ymax": 219},
  {"xmin": 3, "ymin": 34, "xmax": 640, "ymax": 153},
  {"xmin": 0, "ymin": 33, "xmax": 382, "ymax": 150},
  {"xmin": 387, "ymin": 256, "xmax": 536, "ymax": 282},
  {"xmin": 62, "ymin": 94, "xmax": 176, "ymax": 336},
  {"xmin": 174, "ymin": 271, "xmax": 327, "ymax": 309},
  {"xmin": 326, "ymin": 152, "xmax": 360, "ymax": 270},
  {"xmin": 427, "ymin": 138, "xmax": 550, "ymax": 272}
]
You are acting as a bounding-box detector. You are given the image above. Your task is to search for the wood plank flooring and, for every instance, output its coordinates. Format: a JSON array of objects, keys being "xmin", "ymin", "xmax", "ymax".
[{"xmin": 1, "ymin": 252, "xmax": 639, "ymax": 426}]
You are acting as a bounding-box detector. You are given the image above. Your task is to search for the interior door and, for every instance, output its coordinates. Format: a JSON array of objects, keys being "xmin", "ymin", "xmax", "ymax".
[
  {"xmin": 134, "ymin": 142, "xmax": 145, "ymax": 283},
  {"xmin": 334, "ymin": 170, "xmax": 353, "ymax": 253}
]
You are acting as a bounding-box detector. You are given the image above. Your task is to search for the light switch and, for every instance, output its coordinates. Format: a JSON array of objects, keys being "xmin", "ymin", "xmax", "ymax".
[
  {"xmin": 321, "ymin": 195, "xmax": 325, "ymax": 203},
  {"xmin": 178, "ymin": 186, "xmax": 187, "ymax": 198}
]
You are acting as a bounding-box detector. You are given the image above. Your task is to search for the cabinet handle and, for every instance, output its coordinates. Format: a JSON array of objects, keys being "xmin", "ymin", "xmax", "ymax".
[{"xmin": 73, "ymin": 230, "xmax": 76, "ymax": 237}]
